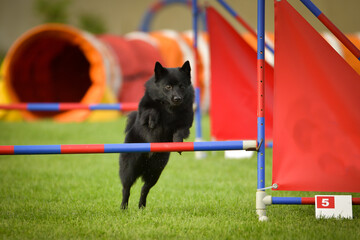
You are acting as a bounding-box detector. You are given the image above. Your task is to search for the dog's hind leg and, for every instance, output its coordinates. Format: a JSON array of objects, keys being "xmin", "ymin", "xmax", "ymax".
[
  {"xmin": 138, "ymin": 181, "xmax": 157, "ymax": 209},
  {"xmin": 121, "ymin": 186, "xmax": 131, "ymax": 210},
  {"xmin": 121, "ymin": 175, "xmax": 137, "ymax": 209},
  {"xmin": 139, "ymin": 154, "xmax": 169, "ymax": 209},
  {"xmin": 120, "ymin": 157, "xmax": 138, "ymax": 210}
]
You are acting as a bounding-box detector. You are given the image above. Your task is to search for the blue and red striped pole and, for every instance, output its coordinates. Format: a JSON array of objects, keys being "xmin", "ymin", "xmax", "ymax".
[
  {"xmin": 0, "ymin": 140, "xmax": 256, "ymax": 155},
  {"xmin": 216, "ymin": 0, "xmax": 274, "ymax": 54},
  {"xmin": 271, "ymin": 197, "xmax": 360, "ymax": 205},
  {"xmin": 300, "ymin": 0, "xmax": 360, "ymax": 60},
  {"xmin": 257, "ymin": 0, "xmax": 266, "ymax": 193},
  {"xmin": 0, "ymin": 103, "xmax": 138, "ymax": 111},
  {"xmin": 256, "ymin": 0, "xmax": 267, "ymax": 221}
]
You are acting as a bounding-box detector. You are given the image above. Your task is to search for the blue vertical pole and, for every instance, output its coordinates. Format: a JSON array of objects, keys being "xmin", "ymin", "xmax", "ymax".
[
  {"xmin": 192, "ymin": 0, "xmax": 204, "ymax": 158},
  {"xmin": 257, "ymin": 0, "xmax": 265, "ymax": 191}
]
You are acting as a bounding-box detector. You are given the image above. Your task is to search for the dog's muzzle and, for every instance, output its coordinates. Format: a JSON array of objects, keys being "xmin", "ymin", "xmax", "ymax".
[{"xmin": 172, "ymin": 96, "xmax": 183, "ymax": 104}]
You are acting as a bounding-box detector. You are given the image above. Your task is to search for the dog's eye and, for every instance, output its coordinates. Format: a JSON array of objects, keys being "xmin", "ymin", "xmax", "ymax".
[
  {"xmin": 165, "ymin": 85, "xmax": 172, "ymax": 90},
  {"xmin": 180, "ymin": 85, "xmax": 186, "ymax": 90}
]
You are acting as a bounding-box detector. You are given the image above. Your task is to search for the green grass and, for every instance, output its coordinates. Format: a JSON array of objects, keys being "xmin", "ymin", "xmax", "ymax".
[{"xmin": 0, "ymin": 115, "xmax": 359, "ymax": 239}]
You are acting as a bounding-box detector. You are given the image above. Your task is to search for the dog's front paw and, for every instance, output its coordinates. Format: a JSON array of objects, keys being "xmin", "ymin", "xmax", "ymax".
[
  {"xmin": 148, "ymin": 110, "xmax": 159, "ymax": 129},
  {"xmin": 120, "ymin": 203, "xmax": 128, "ymax": 210},
  {"xmin": 140, "ymin": 109, "xmax": 159, "ymax": 129}
]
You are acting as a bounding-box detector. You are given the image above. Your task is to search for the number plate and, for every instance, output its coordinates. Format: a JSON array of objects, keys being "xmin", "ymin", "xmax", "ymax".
[{"xmin": 315, "ymin": 195, "xmax": 352, "ymax": 219}]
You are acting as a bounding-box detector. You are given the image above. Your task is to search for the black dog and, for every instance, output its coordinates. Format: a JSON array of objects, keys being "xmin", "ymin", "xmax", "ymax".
[{"xmin": 119, "ymin": 61, "xmax": 194, "ymax": 209}]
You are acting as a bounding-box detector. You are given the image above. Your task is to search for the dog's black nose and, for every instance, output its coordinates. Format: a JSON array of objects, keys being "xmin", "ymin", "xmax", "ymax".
[{"xmin": 172, "ymin": 96, "xmax": 182, "ymax": 103}]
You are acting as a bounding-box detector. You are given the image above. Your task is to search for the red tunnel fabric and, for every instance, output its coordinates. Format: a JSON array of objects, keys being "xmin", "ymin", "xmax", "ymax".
[
  {"xmin": 207, "ymin": 6, "xmax": 274, "ymax": 140},
  {"xmin": 98, "ymin": 35, "xmax": 163, "ymax": 103},
  {"xmin": 273, "ymin": 0, "xmax": 360, "ymax": 192}
]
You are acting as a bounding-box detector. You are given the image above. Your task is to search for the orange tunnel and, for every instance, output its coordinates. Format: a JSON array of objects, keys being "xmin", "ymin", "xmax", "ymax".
[{"xmin": 3, "ymin": 24, "xmax": 119, "ymax": 122}]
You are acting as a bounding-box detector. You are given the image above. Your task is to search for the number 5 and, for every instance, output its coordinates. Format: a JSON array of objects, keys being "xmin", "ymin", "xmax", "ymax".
[{"xmin": 322, "ymin": 198, "xmax": 329, "ymax": 207}]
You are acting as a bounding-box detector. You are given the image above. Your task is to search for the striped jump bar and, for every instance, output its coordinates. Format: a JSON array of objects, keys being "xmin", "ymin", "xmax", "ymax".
[
  {"xmin": 271, "ymin": 197, "xmax": 360, "ymax": 205},
  {"xmin": 0, "ymin": 103, "xmax": 138, "ymax": 111},
  {"xmin": 0, "ymin": 140, "xmax": 257, "ymax": 155}
]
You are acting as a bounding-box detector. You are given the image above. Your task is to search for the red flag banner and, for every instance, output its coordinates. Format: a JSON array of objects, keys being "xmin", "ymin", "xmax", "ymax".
[
  {"xmin": 207, "ymin": 7, "xmax": 274, "ymax": 140},
  {"xmin": 273, "ymin": 0, "xmax": 360, "ymax": 192}
]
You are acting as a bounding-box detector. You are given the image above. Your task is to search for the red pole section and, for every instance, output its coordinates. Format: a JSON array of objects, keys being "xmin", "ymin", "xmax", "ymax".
[{"xmin": 317, "ymin": 14, "xmax": 360, "ymax": 60}]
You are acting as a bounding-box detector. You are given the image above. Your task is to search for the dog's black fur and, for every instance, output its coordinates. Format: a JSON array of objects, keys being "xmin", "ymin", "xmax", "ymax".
[{"xmin": 119, "ymin": 61, "xmax": 194, "ymax": 209}]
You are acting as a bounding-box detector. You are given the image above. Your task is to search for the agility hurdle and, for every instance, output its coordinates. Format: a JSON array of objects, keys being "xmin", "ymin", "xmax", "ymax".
[
  {"xmin": 0, "ymin": 140, "xmax": 257, "ymax": 155},
  {"xmin": 256, "ymin": 0, "xmax": 360, "ymax": 221},
  {"xmin": 0, "ymin": 103, "xmax": 138, "ymax": 112}
]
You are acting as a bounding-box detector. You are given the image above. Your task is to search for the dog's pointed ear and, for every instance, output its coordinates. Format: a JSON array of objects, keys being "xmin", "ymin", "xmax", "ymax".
[
  {"xmin": 180, "ymin": 61, "xmax": 191, "ymax": 76},
  {"xmin": 154, "ymin": 62, "xmax": 168, "ymax": 82}
]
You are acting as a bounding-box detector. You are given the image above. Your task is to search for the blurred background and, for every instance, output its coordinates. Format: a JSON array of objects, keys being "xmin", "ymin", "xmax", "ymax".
[
  {"xmin": 1, "ymin": 0, "xmax": 360, "ymax": 60},
  {"xmin": 1, "ymin": 0, "xmax": 360, "ymax": 123}
]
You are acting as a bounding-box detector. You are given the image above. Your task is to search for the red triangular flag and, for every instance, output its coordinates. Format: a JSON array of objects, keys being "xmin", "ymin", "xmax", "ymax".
[
  {"xmin": 273, "ymin": 0, "xmax": 360, "ymax": 192},
  {"xmin": 207, "ymin": 7, "xmax": 274, "ymax": 140}
]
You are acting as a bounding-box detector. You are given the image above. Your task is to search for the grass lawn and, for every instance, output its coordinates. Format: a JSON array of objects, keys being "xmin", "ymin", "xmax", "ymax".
[{"xmin": 0, "ymin": 115, "xmax": 359, "ymax": 239}]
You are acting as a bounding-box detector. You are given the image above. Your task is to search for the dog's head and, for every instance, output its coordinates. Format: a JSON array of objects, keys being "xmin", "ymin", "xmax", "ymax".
[{"xmin": 151, "ymin": 61, "xmax": 193, "ymax": 106}]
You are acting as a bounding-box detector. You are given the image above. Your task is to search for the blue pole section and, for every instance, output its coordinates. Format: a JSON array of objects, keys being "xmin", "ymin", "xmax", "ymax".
[
  {"xmin": 139, "ymin": 11, "xmax": 153, "ymax": 32},
  {"xmin": 257, "ymin": 0, "xmax": 265, "ymax": 190},
  {"xmin": 14, "ymin": 145, "xmax": 62, "ymax": 155},
  {"xmin": 193, "ymin": 140, "xmax": 244, "ymax": 151},
  {"xmin": 272, "ymin": 197, "xmax": 302, "ymax": 205},
  {"xmin": 300, "ymin": 0, "xmax": 322, "ymax": 17},
  {"xmin": 257, "ymin": 118, "xmax": 265, "ymax": 189},
  {"xmin": 89, "ymin": 104, "xmax": 121, "ymax": 110},
  {"xmin": 28, "ymin": 103, "xmax": 60, "ymax": 111},
  {"xmin": 104, "ymin": 143, "xmax": 151, "ymax": 153},
  {"xmin": 257, "ymin": 1, "xmax": 265, "ymax": 60},
  {"xmin": 192, "ymin": 0, "xmax": 203, "ymax": 143},
  {"xmin": 217, "ymin": 0, "xmax": 238, "ymax": 17}
]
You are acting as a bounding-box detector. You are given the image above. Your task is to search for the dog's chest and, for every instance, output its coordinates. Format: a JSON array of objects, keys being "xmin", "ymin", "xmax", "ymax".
[
  {"xmin": 160, "ymin": 109, "xmax": 185, "ymax": 126},
  {"xmin": 148, "ymin": 111, "xmax": 182, "ymax": 140}
]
